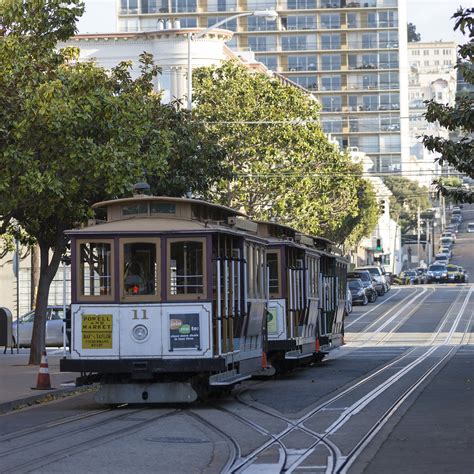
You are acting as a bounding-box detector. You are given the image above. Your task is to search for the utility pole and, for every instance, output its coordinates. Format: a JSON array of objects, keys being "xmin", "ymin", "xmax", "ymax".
[{"xmin": 417, "ymin": 206, "xmax": 421, "ymax": 266}]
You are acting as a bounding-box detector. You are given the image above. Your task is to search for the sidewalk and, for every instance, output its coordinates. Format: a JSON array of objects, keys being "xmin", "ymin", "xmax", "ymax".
[{"xmin": 0, "ymin": 348, "xmax": 90, "ymax": 414}]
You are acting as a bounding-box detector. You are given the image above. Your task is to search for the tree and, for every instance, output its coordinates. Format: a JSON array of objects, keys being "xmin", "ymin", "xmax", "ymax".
[
  {"xmin": 407, "ymin": 23, "xmax": 421, "ymax": 42},
  {"xmin": 193, "ymin": 61, "xmax": 378, "ymax": 244},
  {"xmin": 0, "ymin": 0, "xmax": 224, "ymax": 364},
  {"xmin": 422, "ymin": 7, "xmax": 474, "ymax": 203},
  {"xmin": 383, "ymin": 176, "xmax": 431, "ymax": 234}
]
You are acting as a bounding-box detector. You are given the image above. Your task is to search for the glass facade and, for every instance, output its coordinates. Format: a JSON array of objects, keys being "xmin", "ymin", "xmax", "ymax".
[{"xmin": 118, "ymin": 1, "xmax": 403, "ymax": 166}]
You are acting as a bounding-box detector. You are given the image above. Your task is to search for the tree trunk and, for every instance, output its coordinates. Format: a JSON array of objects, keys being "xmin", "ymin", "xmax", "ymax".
[
  {"xmin": 28, "ymin": 239, "xmax": 65, "ymax": 365},
  {"xmin": 30, "ymin": 244, "xmax": 40, "ymax": 309}
]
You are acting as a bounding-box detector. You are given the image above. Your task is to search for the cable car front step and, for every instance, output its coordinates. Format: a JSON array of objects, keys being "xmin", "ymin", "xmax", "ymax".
[{"xmin": 209, "ymin": 369, "xmax": 251, "ymax": 386}]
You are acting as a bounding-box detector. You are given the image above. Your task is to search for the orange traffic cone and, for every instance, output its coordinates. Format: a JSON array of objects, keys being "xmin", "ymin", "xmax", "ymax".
[
  {"xmin": 261, "ymin": 351, "xmax": 271, "ymax": 369},
  {"xmin": 32, "ymin": 351, "xmax": 53, "ymax": 390}
]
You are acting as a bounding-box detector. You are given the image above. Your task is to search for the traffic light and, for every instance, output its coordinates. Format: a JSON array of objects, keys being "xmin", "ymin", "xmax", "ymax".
[
  {"xmin": 379, "ymin": 200, "xmax": 386, "ymax": 214},
  {"xmin": 376, "ymin": 238, "xmax": 382, "ymax": 252}
]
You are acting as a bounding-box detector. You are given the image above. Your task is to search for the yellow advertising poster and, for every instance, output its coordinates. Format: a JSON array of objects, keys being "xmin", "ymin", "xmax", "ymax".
[{"xmin": 82, "ymin": 314, "xmax": 113, "ymax": 349}]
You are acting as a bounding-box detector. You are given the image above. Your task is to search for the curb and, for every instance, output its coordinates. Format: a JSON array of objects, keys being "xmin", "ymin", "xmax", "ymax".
[{"xmin": 0, "ymin": 384, "xmax": 98, "ymax": 415}]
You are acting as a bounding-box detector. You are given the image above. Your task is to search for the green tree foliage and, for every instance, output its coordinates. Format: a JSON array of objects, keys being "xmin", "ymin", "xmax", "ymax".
[
  {"xmin": 422, "ymin": 7, "xmax": 474, "ymax": 203},
  {"xmin": 0, "ymin": 0, "xmax": 223, "ymax": 363},
  {"xmin": 383, "ymin": 176, "xmax": 431, "ymax": 233},
  {"xmin": 407, "ymin": 22, "xmax": 421, "ymax": 42},
  {"xmin": 193, "ymin": 61, "xmax": 378, "ymax": 244}
]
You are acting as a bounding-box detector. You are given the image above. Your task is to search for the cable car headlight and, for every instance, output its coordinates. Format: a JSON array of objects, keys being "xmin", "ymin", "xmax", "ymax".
[{"xmin": 132, "ymin": 324, "xmax": 149, "ymax": 342}]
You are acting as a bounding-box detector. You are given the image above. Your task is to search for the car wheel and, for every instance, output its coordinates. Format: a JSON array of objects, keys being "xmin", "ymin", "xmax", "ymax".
[{"xmin": 362, "ymin": 295, "xmax": 369, "ymax": 306}]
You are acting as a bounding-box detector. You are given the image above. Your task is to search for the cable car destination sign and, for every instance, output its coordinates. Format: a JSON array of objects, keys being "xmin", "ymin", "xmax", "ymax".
[{"xmin": 82, "ymin": 314, "xmax": 113, "ymax": 349}]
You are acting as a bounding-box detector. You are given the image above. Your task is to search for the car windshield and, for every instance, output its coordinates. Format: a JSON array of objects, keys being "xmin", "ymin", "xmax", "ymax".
[
  {"xmin": 349, "ymin": 280, "xmax": 362, "ymax": 289},
  {"xmin": 405, "ymin": 271, "xmax": 416, "ymax": 276},
  {"xmin": 429, "ymin": 265, "xmax": 446, "ymax": 271},
  {"xmin": 349, "ymin": 272, "xmax": 370, "ymax": 281}
]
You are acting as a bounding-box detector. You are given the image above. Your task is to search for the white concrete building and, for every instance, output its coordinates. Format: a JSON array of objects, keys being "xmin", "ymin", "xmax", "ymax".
[
  {"xmin": 348, "ymin": 149, "xmax": 402, "ymax": 274},
  {"xmin": 407, "ymin": 41, "xmax": 457, "ymax": 187}
]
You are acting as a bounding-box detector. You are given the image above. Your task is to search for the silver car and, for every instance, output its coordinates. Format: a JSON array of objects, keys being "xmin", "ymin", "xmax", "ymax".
[{"xmin": 12, "ymin": 306, "xmax": 67, "ymax": 347}]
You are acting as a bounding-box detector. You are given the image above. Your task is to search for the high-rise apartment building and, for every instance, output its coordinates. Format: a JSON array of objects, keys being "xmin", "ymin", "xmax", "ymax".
[{"xmin": 117, "ymin": 0, "xmax": 408, "ymax": 172}]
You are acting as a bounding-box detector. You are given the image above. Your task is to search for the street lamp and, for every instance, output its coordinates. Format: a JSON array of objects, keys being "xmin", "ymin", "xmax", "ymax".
[{"xmin": 187, "ymin": 10, "xmax": 278, "ymax": 111}]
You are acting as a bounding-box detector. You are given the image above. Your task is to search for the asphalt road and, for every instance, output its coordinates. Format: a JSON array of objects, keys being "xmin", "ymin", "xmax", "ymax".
[{"xmin": 0, "ymin": 208, "xmax": 472, "ymax": 474}]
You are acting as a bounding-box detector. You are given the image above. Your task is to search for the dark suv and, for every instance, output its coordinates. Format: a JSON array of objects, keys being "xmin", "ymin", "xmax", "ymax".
[{"xmin": 348, "ymin": 271, "xmax": 378, "ymax": 302}]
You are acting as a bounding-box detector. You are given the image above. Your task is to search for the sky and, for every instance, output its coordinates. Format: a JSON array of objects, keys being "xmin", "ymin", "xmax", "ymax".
[{"xmin": 77, "ymin": 0, "xmax": 467, "ymax": 45}]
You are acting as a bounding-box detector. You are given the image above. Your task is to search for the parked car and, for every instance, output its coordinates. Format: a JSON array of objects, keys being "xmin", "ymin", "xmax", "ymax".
[
  {"xmin": 354, "ymin": 266, "xmax": 389, "ymax": 295},
  {"xmin": 440, "ymin": 246, "xmax": 452, "ymax": 258},
  {"xmin": 348, "ymin": 278, "xmax": 368, "ymax": 305},
  {"xmin": 441, "ymin": 232, "xmax": 456, "ymax": 242},
  {"xmin": 434, "ymin": 253, "xmax": 450, "ymax": 265},
  {"xmin": 426, "ymin": 264, "xmax": 448, "ymax": 283},
  {"xmin": 11, "ymin": 306, "xmax": 68, "ymax": 347},
  {"xmin": 467, "ymin": 222, "xmax": 474, "ymax": 233},
  {"xmin": 399, "ymin": 270, "xmax": 421, "ymax": 285},
  {"xmin": 440, "ymin": 236, "xmax": 454, "ymax": 249},
  {"xmin": 445, "ymin": 224, "xmax": 458, "ymax": 233},
  {"xmin": 348, "ymin": 271, "xmax": 378, "ymax": 302},
  {"xmin": 446, "ymin": 264, "xmax": 464, "ymax": 283}
]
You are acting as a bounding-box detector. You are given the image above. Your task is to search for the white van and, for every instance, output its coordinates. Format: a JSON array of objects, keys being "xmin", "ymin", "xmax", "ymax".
[{"xmin": 354, "ymin": 266, "xmax": 389, "ymax": 295}]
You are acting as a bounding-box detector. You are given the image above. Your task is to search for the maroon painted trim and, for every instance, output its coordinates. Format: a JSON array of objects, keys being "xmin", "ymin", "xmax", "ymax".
[
  {"xmin": 206, "ymin": 234, "xmax": 213, "ymax": 301},
  {"xmin": 71, "ymin": 237, "xmax": 77, "ymax": 304},
  {"xmin": 161, "ymin": 236, "xmax": 167, "ymax": 302}
]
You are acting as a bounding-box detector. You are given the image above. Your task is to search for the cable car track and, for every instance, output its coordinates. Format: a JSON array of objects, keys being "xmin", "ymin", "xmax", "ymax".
[
  {"xmin": 222, "ymin": 286, "xmax": 473, "ymax": 473},
  {"xmin": 0, "ymin": 408, "xmax": 179, "ymax": 473}
]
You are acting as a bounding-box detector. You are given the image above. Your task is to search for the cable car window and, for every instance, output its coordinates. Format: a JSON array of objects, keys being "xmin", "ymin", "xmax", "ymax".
[
  {"xmin": 267, "ymin": 251, "xmax": 280, "ymax": 297},
  {"xmin": 150, "ymin": 202, "xmax": 176, "ymax": 214},
  {"xmin": 168, "ymin": 239, "xmax": 206, "ymax": 298},
  {"xmin": 123, "ymin": 242, "xmax": 157, "ymax": 296},
  {"xmin": 122, "ymin": 203, "xmax": 148, "ymax": 216},
  {"xmin": 79, "ymin": 242, "xmax": 113, "ymax": 297}
]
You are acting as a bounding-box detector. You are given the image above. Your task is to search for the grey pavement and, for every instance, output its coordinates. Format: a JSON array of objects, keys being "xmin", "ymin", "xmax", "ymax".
[{"xmin": 0, "ymin": 348, "xmax": 87, "ymax": 414}]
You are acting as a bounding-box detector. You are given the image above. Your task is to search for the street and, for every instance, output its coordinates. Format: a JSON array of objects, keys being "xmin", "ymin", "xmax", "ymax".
[{"xmin": 0, "ymin": 212, "xmax": 473, "ymax": 474}]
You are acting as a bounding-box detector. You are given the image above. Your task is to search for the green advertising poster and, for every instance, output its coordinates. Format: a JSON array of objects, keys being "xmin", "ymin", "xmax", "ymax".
[{"xmin": 267, "ymin": 308, "xmax": 277, "ymax": 334}]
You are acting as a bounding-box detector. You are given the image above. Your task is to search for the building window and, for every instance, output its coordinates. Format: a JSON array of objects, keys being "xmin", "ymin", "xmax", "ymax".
[
  {"xmin": 321, "ymin": 75, "xmax": 342, "ymax": 91},
  {"xmin": 172, "ymin": 0, "xmax": 196, "ymax": 13},
  {"xmin": 141, "ymin": 0, "xmax": 169, "ymax": 14},
  {"xmin": 282, "ymin": 35, "xmax": 314, "ymax": 51},
  {"xmin": 379, "ymin": 31, "xmax": 398, "ymax": 48},
  {"xmin": 379, "ymin": 51, "xmax": 398, "ymax": 69},
  {"xmin": 207, "ymin": 0, "xmax": 237, "ymax": 12},
  {"xmin": 412, "ymin": 50, "xmax": 420, "ymax": 56},
  {"xmin": 320, "ymin": 33, "xmax": 341, "ymax": 50},
  {"xmin": 179, "ymin": 17, "xmax": 197, "ymax": 27},
  {"xmin": 423, "ymin": 50, "xmax": 429, "ymax": 56},
  {"xmin": 248, "ymin": 16, "xmax": 277, "ymax": 31},
  {"xmin": 291, "ymin": 75, "xmax": 318, "ymax": 90},
  {"xmin": 207, "ymin": 17, "xmax": 236, "ymax": 31},
  {"xmin": 347, "ymin": 13, "xmax": 357, "ymax": 28},
  {"xmin": 321, "ymin": 54, "xmax": 341, "ymax": 70},
  {"xmin": 322, "ymin": 117, "xmax": 342, "ymax": 133},
  {"xmin": 444, "ymin": 59, "xmax": 452, "ymax": 65},
  {"xmin": 321, "ymin": 0, "xmax": 341, "ymax": 7},
  {"xmin": 320, "ymin": 13, "xmax": 340, "ymax": 29},
  {"xmin": 424, "ymin": 60, "xmax": 429, "ymax": 66},
  {"xmin": 362, "ymin": 95, "xmax": 378, "ymax": 111},
  {"xmin": 285, "ymin": 15, "xmax": 316, "ymax": 30},
  {"xmin": 434, "ymin": 49, "xmax": 440, "ymax": 55},
  {"xmin": 362, "ymin": 33, "xmax": 377, "ymax": 49},
  {"xmin": 443, "ymin": 49, "xmax": 450, "ymax": 55},
  {"xmin": 287, "ymin": 55, "xmax": 317, "ymax": 71},
  {"xmin": 321, "ymin": 95, "xmax": 342, "ymax": 112},
  {"xmin": 256, "ymin": 55, "xmax": 278, "ymax": 70},
  {"xmin": 378, "ymin": 11, "xmax": 397, "ymax": 27},
  {"xmin": 248, "ymin": 35, "xmax": 276, "ymax": 52},
  {"xmin": 287, "ymin": 0, "xmax": 316, "ymax": 9}
]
